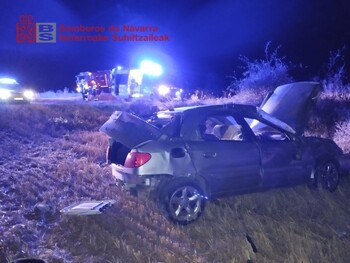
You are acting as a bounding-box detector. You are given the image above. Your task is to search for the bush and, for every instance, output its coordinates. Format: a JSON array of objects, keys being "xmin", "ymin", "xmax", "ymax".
[
  {"xmin": 333, "ymin": 120, "xmax": 350, "ymax": 153},
  {"xmin": 321, "ymin": 46, "xmax": 349, "ymax": 97},
  {"xmin": 227, "ymin": 42, "xmax": 294, "ymax": 98}
]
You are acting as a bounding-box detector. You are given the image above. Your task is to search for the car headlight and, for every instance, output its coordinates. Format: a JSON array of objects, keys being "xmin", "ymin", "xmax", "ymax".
[
  {"xmin": 23, "ymin": 90, "xmax": 35, "ymax": 100},
  {"xmin": 0, "ymin": 89, "xmax": 11, "ymax": 100},
  {"xmin": 158, "ymin": 85, "xmax": 170, "ymax": 96}
]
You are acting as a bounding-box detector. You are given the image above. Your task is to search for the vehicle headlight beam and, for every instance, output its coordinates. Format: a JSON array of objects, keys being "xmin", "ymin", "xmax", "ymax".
[
  {"xmin": 0, "ymin": 89, "xmax": 11, "ymax": 100},
  {"xmin": 23, "ymin": 90, "xmax": 35, "ymax": 100}
]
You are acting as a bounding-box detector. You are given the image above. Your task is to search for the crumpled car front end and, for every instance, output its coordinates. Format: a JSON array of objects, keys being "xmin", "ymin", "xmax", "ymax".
[{"xmin": 304, "ymin": 136, "xmax": 350, "ymax": 174}]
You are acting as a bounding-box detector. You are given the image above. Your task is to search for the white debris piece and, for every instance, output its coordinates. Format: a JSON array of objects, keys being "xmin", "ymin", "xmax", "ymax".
[{"xmin": 60, "ymin": 200, "xmax": 116, "ymax": 216}]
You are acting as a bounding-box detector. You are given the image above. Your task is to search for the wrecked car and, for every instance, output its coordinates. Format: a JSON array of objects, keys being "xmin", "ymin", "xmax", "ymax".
[{"xmin": 100, "ymin": 82, "xmax": 350, "ymax": 224}]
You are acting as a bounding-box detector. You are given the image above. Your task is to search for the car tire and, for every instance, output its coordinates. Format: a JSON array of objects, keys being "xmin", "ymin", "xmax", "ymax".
[
  {"xmin": 316, "ymin": 160, "xmax": 340, "ymax": 192},
  {"xmin": 158, "ymin": 179, "xmax": 205, "ymax": 224}
]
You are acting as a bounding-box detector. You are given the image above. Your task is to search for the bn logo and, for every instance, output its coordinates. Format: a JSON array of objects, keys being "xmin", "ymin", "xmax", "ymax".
[{"xmin": 16, "ymin": 15, "xmax": 56, "ymax": 43}]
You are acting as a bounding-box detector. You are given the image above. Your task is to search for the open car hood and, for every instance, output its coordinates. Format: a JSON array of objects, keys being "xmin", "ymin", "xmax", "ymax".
[
  {"xmin": 100, "ymin": 111, "xmax": 162, "ymax": 149},
  {"xmin": 260, "ymin": 82, "xmax": 321, "ymax": 135}
]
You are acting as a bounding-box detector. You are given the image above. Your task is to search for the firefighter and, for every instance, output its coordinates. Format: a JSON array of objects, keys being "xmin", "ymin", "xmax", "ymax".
[
  {"xmin": 80, "ymin": 79, "xmax": 88, "ymax": 100},
  {"xmin": 87, "ymin": 80, "xmax": 96, "ymax": 100},
  {"xmin": 129, "ymin": 78, "xmax": 137, "ymax": 96}
]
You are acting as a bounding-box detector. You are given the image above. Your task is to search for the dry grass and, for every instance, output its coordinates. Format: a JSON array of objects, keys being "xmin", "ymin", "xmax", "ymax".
[{"xmin": 0, "ymin": 97, "xmax": 349, "ymax": 262}]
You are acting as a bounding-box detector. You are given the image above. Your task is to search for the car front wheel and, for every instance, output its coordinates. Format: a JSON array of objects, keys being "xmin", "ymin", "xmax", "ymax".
[
  {"xmin": 317, "ymin": 161, "xmax": 340, "ymax": 192},
  {"xmin": 158, "ymin": 179, "xmax": 205, "ymax": 224}
]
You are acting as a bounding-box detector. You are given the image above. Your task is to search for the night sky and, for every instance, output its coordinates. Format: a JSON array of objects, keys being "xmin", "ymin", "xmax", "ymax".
[{"xmin": 1, "ymin": 0, "xmax": 350, "ymax": 92}]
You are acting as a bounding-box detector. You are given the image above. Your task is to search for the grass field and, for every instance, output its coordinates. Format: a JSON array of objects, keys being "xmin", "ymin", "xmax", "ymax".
[{"xmin": 0, "ymin": 92, "xmax": 349, "ymax": 262}]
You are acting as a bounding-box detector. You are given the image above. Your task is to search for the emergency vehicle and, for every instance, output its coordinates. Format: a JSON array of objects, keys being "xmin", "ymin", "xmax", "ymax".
[
  {"xmin": 110, "ymin": 65, "xmax": 183, "ymax": 100},
  {"xmin": 75, "ymin": 70, "xmax": 112, "ymax": 100},
  {"xmin": 76, "ymin": 61, "xmax": 183, "ymax": 100}
]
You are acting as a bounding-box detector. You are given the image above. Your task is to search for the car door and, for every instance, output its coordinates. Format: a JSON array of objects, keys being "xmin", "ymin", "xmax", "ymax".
[
  {"xmin": 185, "ymin": 113, "xmax": 261, "ymax": 196},
  {"xmin": 244, "ymin": 118, "xmax": 312, "ymax": 187}
]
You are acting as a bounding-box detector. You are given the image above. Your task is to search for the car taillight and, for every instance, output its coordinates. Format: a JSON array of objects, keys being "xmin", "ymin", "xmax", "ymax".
[{"xmin": 124, "ymin": 152, "xmax": 151, "ymax": 168}]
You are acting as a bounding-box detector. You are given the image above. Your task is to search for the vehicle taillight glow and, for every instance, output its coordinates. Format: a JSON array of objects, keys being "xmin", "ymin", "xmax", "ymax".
[{"xmin": 124, "ymin": 152, "xmax": 151, "ymax": 168}]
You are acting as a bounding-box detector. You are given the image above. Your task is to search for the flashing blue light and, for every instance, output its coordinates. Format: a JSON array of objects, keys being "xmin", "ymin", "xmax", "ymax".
[
  {"xmin": 140, "ymin": 60, "xmax": 163, "ymax": 76},
  {"xmin": 0, "ymin": 78, "xmax": 18, "ymax": 85}
]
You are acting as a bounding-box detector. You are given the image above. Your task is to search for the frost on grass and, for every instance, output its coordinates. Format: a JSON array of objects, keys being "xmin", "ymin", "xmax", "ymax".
[
  {"xmin": 0, "ymin": 104, "xmax": 201, "ymax": 263},
  {"xmin": 1, "ymin": 91, "xmax": 350, "ymax": 262}
]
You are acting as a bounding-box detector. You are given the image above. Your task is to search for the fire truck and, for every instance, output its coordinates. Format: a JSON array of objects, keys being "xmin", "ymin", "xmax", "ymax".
[
  {"xmin": 75, "ymin": 70, "xmax": 112, "ymax": 100},
  {"xmin": 76, "ymin": 61, "xmax": 183, "ymax": 100}
]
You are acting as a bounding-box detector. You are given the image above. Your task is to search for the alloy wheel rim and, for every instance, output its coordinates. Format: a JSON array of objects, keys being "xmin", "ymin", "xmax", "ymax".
[
  {"xmin": 323, "ymin": 163, "xmax": 338, "ymax": 189},
  {"xmin": 169, "ymin": 186, "xmax": 202, "ymax": 222}
]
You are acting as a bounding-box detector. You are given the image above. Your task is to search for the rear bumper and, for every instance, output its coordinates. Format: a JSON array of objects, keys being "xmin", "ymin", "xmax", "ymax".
[
  {"xmin": 110, "ymin": 164, "xmax": 161, "ymax": 199},
  {"xmin": 111, "ymin": 163, "xmax": 145, "ymax": 185},
  {"xmin": 337, "ymin": 153, "xmax": 350, "ymax": 174}
]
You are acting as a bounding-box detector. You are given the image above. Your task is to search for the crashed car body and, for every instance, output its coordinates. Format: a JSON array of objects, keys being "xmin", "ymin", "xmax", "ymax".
[
  {"xmin": 100, "ymin": 82, "xmax": 350, "ymax": 224},
  {"xmin": 0, "ymin": 77, "xmax": 35, "ymax": 103}
]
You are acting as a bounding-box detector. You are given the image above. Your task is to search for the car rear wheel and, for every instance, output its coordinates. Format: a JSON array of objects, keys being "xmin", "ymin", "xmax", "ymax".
[
  {"xmin": 158, "ymin": 179, "xmax": 205, "ymax": 224},
  {"xmin": 317, "ymin": 161, "xmax": 340, "ymax": 192}
]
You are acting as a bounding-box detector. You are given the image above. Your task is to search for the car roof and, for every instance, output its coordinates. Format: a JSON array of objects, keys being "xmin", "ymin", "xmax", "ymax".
[
  {"xmin": 157, "ymin": 103, "xmax": 296, "ymax": 134},
  {"xmin": 157, "ymin": 103, "xmax": 257, "ymax": 117},
  {"xmin": 160, "ymin": 103, "xmax": 243, "ymax": 112}
]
